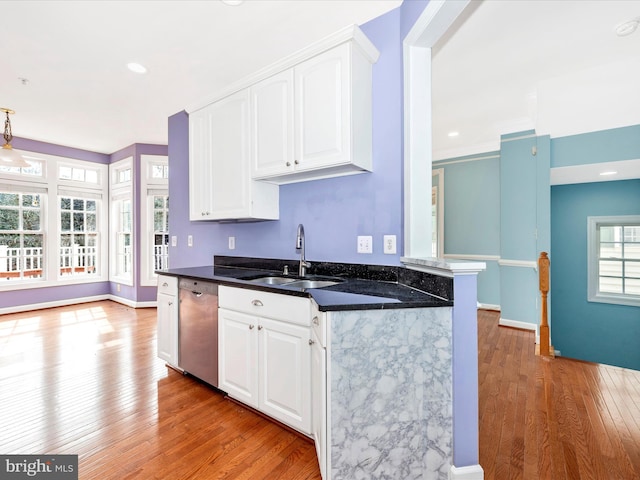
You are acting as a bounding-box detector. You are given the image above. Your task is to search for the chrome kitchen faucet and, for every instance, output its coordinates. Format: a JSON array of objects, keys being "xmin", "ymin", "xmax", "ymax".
[{"xmin": 296, "ymin": 223, "xmax": 311, "ymax": 277}]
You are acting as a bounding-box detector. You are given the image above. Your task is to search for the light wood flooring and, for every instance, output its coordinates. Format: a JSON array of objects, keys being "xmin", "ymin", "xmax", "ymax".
[{"xmin": 1, "ymin": 301, "xmax": 639, "ymax": 479}]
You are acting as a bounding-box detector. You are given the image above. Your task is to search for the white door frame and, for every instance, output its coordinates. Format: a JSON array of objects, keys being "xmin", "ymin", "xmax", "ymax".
[{"xmin": 402, "ymin": 0, "xmax": 470, "ymax": 259}]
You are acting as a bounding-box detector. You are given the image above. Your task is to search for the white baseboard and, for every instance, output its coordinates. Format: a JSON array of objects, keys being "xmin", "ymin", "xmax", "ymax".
[
  {"xmin": 499, "ymin": 317, "xmax": 537, "ymax": 332},
  {"xmin": 0, "ymin": 295, "xmax": 157, "ymax": 315},
  {"xmin": 450, "ymin": 464, "xmax": 484, "ymax": 480},
  {"xmin": 107, "ymin": 295, "xmax": 157, "ymax": 309},
  {"xmin": 478, "ymin": 302, "xmax": 500, "ymax": 311}
]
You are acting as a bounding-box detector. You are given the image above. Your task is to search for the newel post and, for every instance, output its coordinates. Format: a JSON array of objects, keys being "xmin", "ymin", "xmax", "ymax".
[{"xmin": 536, "ymin": 252, "xmax": 553, "ymax": 357}]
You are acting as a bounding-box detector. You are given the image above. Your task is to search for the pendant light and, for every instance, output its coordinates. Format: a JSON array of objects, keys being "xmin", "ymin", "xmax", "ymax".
[{"xmin": 0, "ymin": 108, "xmax": 29, "ymax": 168}]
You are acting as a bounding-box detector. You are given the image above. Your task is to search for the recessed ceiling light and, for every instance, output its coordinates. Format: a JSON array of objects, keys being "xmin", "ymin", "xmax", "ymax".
[
  {"xmin": 448, "ymin": 131, "xmax": 459, "ymax": 137},
  {"xmin": 599, "ymin": 171, "xmax": 618, "ymax": 176},
  {"xmin": 221, "ymin": 0, "xmax": 244, "ymax": 5},
  {"xmin": 127, "ymin": 62, "xmax": 147, "ymax": 74},
  {"xmin": 615, "ymin": 18, "xmax": 639, "ymax": 37}
]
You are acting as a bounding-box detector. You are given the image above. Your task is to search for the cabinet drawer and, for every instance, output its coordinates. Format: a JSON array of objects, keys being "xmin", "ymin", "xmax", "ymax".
[
  {"xmin": 157, "ymin": 275, "xmax": 178, "ymax": 295},
  {"xmin": 219, "ymin": 286, "xmax": 310, "ymax": 326}
]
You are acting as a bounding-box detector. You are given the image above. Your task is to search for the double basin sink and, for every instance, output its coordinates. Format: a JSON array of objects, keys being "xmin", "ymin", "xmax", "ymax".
[{"xmin": 246, "ymin": 274, "xmax": 344, "ymax": 289}]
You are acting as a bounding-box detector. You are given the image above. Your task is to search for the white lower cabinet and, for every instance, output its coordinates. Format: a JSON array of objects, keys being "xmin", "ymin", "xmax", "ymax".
[
  {"xmin": 218, "ymin": 286, "xmax": 312, "ymax": 434},
  {"xmin": 156, "ymin": 275, "xmax": 179, "ymax": 368},
  {"xmin": 311, "ymin": 325, "xmax": 327, "ymax": 479}
]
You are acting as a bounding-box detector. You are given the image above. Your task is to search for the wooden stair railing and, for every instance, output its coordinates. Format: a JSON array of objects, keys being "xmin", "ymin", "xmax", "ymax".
[{"xmin": 536, "ymin": 251, "xmax": 554, "ymax": 357}]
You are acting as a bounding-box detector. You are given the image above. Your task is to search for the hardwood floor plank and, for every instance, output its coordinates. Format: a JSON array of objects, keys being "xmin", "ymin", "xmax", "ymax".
[{"xmin": 3, "ymin": 302, "xmax": 640, "ymax": 479}]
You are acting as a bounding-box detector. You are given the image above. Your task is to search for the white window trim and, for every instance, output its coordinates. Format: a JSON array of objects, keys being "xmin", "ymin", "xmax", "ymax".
[
  {"xmin": 0, "ymin": 150, "xmax": 108, "ymax": 291},
  {"xmin": 140, "ymin": 155, "xmax": 168, "ymax": 286},
  {"xmin": 587, "ymin": 215, "xmax": 640, "ymax": 308},
  {"xmin": 109, "ymin": 157, "xmax": 134, "ymax": 286}
]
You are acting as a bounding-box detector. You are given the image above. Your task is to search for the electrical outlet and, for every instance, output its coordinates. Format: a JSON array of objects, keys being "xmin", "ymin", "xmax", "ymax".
[
  {"xmin": 188, "ymin": 235, "xmax": 193, "ymax": 247},
  {"xmin": 116, "ymin": 283, "xmax": 121, "ymax": 292},
  {"xmin": 383, "ymin": 235, "xmax": 397, "ymax": 254},
  {"xmin": 228, "ymin": 236, "xmax": 236, "ymax": 250},
  {"xmin": 171, "ymin": 236, "xmax": 177, "ymax": 247},
  {"xmin": 357, "ymin": 235, "xmax": 373, "ymax": 254}
]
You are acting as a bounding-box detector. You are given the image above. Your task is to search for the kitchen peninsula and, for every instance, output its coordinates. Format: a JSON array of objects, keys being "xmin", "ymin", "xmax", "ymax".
[{"xmin": 157, "ymin": 256, "xmax": 484, "ymax": 480}]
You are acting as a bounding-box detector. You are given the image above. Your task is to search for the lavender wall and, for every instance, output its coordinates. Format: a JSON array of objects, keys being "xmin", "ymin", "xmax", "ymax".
[
  {"xmin": 3, "ymin": 137, "xmax": 166, "ymax": 309},
  {"xmin": 110, "ymin": 143, "xmax": 169, "ymax": 303},
  {"xmin": 168, "ymin": 7, "xmax": 410, "ymax": 269}
]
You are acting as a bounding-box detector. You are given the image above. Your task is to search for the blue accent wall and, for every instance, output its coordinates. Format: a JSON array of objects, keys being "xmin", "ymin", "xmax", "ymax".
[
  {"xmin": 551, "ymin": 179, "xmax": 640, "ymax": 370},
  {"xmin": 433, "ymin": 153, "xmax": 501, "ymax": 306}
]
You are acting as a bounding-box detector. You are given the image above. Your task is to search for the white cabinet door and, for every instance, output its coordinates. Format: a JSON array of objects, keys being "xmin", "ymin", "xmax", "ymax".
[
  {"xmin": 311, "ymin": 327, "xmax": 327, "ymax": 479},
  {"xmin": 251, "ymin": 70, "xmax": 295, "ymax": 179},
  {"xmin": 189, "ymin": 90, "xmax": 279, "ymax": 221},
  {"xmin": 218, "ymin": 308, "xmax": 259, "ymax": 408},
  {"xmin": 188, "ymin": 107, "xmax": 214, "ymax": 220},
  {"xmin": 259, "ymin": 317, "xmax": 311, "ymax": 434},
  {"xmin": 157, "ymin": 291, "xmax": 178, "ymax": 367},
  {"xmin": 157, "ymin": 275, "xmax": 179, "ymax": 367},
  {"xmin": 294, "ymin": 43, "xmax": 351, "ymax": 172},
  {"xmin": 208, "ymin": 90, "xmax": 252, "ymax": 219}
]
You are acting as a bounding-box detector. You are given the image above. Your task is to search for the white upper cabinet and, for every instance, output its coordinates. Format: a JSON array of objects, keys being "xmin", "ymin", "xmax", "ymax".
[
  {"xmin": 252, "ymin": 41, "xmax": 375, "ymax": 184},
  {"xmin": 187, "ymin": 25, "xmax": 379, "ymax": 197},
  {"xmin": 251, "ymin": 70, "xmax": 295, "ymax": 178},
  {"xmin": 189, "ymin": 90, "xmax": 279, "ymax": 221}
]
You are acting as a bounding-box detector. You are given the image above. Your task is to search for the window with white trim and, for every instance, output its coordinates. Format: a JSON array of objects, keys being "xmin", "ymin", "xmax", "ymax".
[
  {"xmin": 109, "ymin": 157, "xmax": 134, "ymax": 285},
  {"xmin": 140, "ymin": 155, "xmax": 169, "ymax": 286},
  {"xmin": 0, "ymin": 150, "xmax": 107, "ymax": 290},
  {"xmin": 588, "ymin": 216, "xmax": 640, "ymax": 307},
  {"xmin": 59, "ymin": 195, "xmax": 99, "ymax": 277},
  {"xmin": 0, "ymin": 190, "xmax": 44, "ymax": 281}
]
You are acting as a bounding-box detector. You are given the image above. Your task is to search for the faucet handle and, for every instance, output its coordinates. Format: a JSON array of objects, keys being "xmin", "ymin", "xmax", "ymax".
[{"xmin": 283, "ymin": 265, "xmax": 289, "ymax": 275}]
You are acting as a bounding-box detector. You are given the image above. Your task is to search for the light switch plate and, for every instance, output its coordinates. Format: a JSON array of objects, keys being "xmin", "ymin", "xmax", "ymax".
[
  {"xmin": 187, "ymin": 235, "xmax": 193, "ymax": 247},
  {"xmin": 357, "ymin": 236, "xmax": 373, "ymax": 254},
  {"xmin": 228, "ymin": 236, "xmax": 236, "ymax": 250},
  {"xmin": 171, "ymin": 236, "xmax": 177, "ymax": 247}
]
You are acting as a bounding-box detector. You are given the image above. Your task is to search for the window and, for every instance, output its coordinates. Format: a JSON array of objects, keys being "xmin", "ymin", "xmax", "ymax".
[
  {"xmin": 0, "ymin": 150, "xmax": 107, "ymax": 291},
  {"xmin": 140, "ymin": 155, "xmax": 169, "ymax": 286},
  {"xmin": 0, "ymin": 190, "xmax": 44, "ymax": 281},
  {"xmin": 153, "ymin": 195, "xmax": 170, "ymax": 271},
  {"xmin": 109, "ymin": 157, "xmax": 134, "ymax": 285},
  {"xmin": 588, "ymin": 216, "xmax": 640, "ymax": 307},
  {"xmin": 59, "ymin": 196, "xmax": 99, "ymax": 277}
]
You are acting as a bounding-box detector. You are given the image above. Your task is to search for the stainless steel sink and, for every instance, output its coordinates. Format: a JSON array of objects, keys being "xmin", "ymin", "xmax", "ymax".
[
  {"xmin": 246, "ymin": 275, "xmax": 343, "ymax": 289},
  {"xmin": 285, "ymin": 279, "xmax": 342, "ymax": 289},
  {"xmin": 247, "ymin": 276, "xmax": 298, "ymax": 285}
]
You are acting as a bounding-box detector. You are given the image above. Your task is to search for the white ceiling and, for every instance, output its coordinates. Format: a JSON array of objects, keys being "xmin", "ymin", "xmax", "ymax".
[
  {"xmin": 3, "ymin": 0, "xmax": 401, "ymax": 154},
  {"xmin": 432, "ymin": 0, "xmax": 640, "ymax": 161},
  {"xmin": 5, "ymin": 0, "xmax": 640, "ymax": 163}
]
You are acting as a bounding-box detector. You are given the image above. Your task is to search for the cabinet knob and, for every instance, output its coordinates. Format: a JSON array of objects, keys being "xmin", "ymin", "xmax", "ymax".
[
  {"xmin": 286, "ymin": 161, "xmax": 291, "ymax": 167},
  {"xmin": 258, "ymin": 325, "xmax": 263, "ymax": 330},
  {"xmin": 312, "ymin": 316, "xmax": 319, "ymax": 325},
  {"xmin": 252, "ymin": 299, "xmax": 263, "ymax": 307},
  {"xmin": 308, "ymin": 339, "xmax": 315, "ymax": 345},
  {"xmin": 294, "ymin": 160, "xmax": 299, "ymax": 165},
  {"xmin": 168, "ymin": 301, "xmax": 173, "ymax": 306},
  {"xmin": 249, "ymin": 324, "xmax": 255, "ymax": 330}
]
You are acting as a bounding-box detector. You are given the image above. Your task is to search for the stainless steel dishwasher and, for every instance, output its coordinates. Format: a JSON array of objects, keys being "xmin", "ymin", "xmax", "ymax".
[{"xmin": 178, "ymin": 278, "xmax": 218, "ymax": 388}]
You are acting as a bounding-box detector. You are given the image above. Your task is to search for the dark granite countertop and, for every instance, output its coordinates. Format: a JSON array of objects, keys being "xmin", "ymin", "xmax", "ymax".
[{"xmin": 157, "ymin": 257, "xmax": 453, "ymax": 312}]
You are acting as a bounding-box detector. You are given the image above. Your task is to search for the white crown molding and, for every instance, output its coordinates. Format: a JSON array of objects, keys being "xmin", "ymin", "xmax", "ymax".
[{"xmin": 185, "ymin": 24, "xmax": 379, "ymax": 113}]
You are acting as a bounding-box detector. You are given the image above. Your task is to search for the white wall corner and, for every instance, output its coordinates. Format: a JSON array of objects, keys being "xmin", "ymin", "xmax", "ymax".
[{"xmin": 450, "ymin": 464, "xmax": 484, "ymax": 480}]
